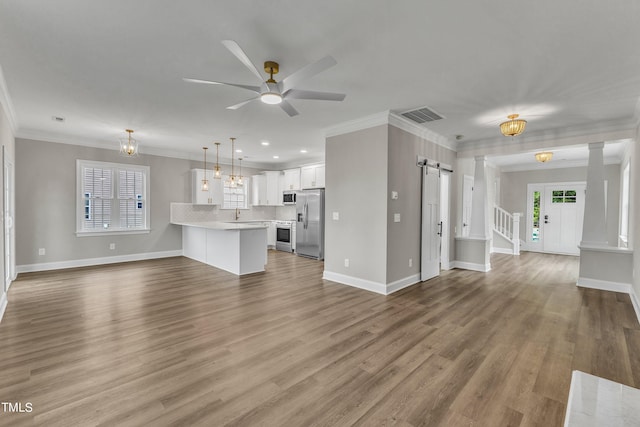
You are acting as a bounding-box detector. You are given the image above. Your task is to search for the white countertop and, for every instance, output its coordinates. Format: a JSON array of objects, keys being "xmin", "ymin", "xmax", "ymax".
[{"xmin": 171, "ymin": 221, "xmax": 268, "ymax": 230}]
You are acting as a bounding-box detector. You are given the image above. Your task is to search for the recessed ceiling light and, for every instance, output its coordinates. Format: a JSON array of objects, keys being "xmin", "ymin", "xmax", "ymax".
[
  {"xmin": 236, "ymin": 149, "xmax": 242, "ymax": 153},
  {"xmin": 300, "ymin": 149, "xmax": 307, "ymax": 153},
  {"xmin": 261, "ymin": 141, "xmax": 269, "ymax": 146},
  {"xmin": 273, "ymin": 155, "xmax": 279, "ymax": 159}
]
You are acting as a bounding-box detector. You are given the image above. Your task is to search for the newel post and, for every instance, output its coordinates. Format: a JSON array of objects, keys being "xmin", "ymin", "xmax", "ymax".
[{"xmin": 512, "ymin": 213, "xmax": 521, "ymax": 255}]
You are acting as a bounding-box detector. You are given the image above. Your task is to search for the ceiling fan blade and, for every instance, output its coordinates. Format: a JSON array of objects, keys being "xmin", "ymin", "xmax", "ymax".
[
  {"xmin": 183, "ymin": 78, "xmax": 261, "ymax": 93},
  {"xmin": 226, "ymin": 97, "xmax": 260, "ymax": 110},
  {"xmin": 279, "ymin": 55, "xmax": 337, "ymax": 94},
  {"xmin": 284, "ymin": 89, "xmax": 345, "ymax": 102},
  {"xmin": 279, "ymin": 100, "xmax": 299, "ymax": 117},
  {"xmin": 221, "ymin": 40, "xmax": 265, "ymax": 82}
]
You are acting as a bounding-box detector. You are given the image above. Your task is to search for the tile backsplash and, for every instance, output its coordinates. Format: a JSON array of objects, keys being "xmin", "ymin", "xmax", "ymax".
[{"xmin": 170, "ymin": 203, "xmax": 295, "ymax": 223}]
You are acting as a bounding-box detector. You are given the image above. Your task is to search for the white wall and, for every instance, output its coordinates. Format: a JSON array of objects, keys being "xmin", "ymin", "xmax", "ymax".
[{"xmin": 0, "ymin": 98, "xmax": 15, "ymax": 322}]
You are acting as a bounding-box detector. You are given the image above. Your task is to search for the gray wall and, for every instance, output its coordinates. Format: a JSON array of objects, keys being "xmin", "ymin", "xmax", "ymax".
[
  {"xmin": 325, "ymin": 125, "xmax": 388, "ymax": 284},
  {"xmin": 16, "ymin": 138, "xmax": 192, "ymax": 266},
  {"xmin": 632, "ymin": 128, "xmax": 640, "ymax": 299},
  {"xmin": 501, "ymin": 164, "xmax": 621, "ymax": 246},
  {"xmin": 386, "ymin": 125, "xmax": 456, "ymax": 283}
]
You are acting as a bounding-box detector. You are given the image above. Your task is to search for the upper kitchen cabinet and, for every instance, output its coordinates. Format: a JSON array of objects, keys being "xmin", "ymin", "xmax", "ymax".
[
  {"xmin": 300, "ymin": 164, "xmax": 325, "ymax": 189},
  {"xmin": 282, "ymin": 168, "xmax": 301, "ymax": 191},
  {"xmin": 252, "ymin": 171, "xmax": 283, "ymax": 206},
  {"xmin": 191, "ymin": 169, "xmax": 223, "ymax": 204}
]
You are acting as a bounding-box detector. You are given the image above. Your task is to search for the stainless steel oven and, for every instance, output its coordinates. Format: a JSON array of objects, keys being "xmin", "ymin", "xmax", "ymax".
[{"xmin": 275, "ymin": 221, "xmax": 293, "ymax": 252}]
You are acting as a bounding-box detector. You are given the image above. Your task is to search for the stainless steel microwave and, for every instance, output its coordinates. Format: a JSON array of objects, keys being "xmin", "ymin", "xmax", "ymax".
[{"xmin": 283, "ymin": 191, "xmax": 296, "ymax": 205}]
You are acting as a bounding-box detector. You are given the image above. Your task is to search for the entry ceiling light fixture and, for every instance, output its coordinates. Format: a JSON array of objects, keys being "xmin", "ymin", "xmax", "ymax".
[
  {"xmin": 119, "ymin": 129, "xmax": 139, "ymax": 157},
  {"xmin": 500, "ymin": 114, "xmax": 527, "ymax": 137},
  {"xmin": 535, "ymin": 151, "xmax": 553, "ymax": 163},
  {"xmin": 201, "ymin": 147, "xmax": 209, "ymax": 191},
  {"xmin": 213, "ymin": 142, "xmax": 222, "ymax": 179}
]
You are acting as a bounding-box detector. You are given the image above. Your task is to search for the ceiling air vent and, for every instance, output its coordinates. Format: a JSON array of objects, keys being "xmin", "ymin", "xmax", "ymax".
[{"xmin": 401, "ymin": 106, "xmax": 444, "ymax": 124}]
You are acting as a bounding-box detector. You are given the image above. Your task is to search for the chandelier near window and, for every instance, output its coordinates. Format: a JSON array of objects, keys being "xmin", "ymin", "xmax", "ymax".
[
  {"xmin": 119, "ymin": 129, "xmax": 139, "ymax": 156},
  {"xmin": 500, "ymin": 114, "xmax": 527, "ymax": 137}
]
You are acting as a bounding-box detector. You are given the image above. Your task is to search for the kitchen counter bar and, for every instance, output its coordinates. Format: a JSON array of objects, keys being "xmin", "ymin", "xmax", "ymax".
[{"xmin": 172, "ymin": 221, "xmax": 268, "ymax": 275}]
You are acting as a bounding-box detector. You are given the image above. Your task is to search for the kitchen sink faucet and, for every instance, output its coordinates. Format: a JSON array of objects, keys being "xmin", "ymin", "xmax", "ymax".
[{"xmin": 235, "ymin": 208, "xmax": 240, "ymax": 220}]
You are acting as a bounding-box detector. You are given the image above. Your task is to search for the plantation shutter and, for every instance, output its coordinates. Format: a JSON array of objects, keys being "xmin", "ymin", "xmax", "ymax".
[
  {"xmin": 82, "ymin": 167, "xmax": 113, "ymax": 230},
  {"xmin": 118, "ymin": 169, "xmax": 145, "ymax": 228}
]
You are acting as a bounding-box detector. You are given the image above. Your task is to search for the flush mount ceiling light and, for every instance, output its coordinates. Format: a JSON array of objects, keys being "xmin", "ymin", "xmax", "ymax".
[
  {"xmin": 535, "ymin": 152, "xmax": 553, "ymax": 163},
  {"xmin": 201, "ymin": 147, "xmax": 209, "ymax": 191},
  {"xmin": 500, "ymin": 114, "xmax": 527, "ymax": 137},
  {"xmin": 119, "ymin": 129, "xmax": 139, "ymax": 157}
]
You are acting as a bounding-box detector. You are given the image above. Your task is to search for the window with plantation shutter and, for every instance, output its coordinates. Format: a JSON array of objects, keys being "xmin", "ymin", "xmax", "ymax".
[{"xmin": 77, "ymin": 160, "xmax": 150, "ymax": 235}]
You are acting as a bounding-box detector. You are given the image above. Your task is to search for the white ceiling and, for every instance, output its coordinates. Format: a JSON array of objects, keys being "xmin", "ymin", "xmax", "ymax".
[{"xmin": 1, "ymin": 1, "xmax": 639, "ymax": 167}]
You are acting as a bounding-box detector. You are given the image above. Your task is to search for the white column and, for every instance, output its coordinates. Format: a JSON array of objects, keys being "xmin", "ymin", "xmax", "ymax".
[
  {"xmin": 512, "ymin": 213, "xmax": 521, "ymax": 255},
  {"xmin": 581, "ymin": 142, "xmax": 608, "ymax": 246},
  {"xmin": 469, "ymin": 156, "xmax": 489, "ymax": 238}
]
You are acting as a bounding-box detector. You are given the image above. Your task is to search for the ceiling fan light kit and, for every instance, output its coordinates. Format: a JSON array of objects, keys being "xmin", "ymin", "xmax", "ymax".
[
  {"xmin": 184, "ymin": 40, "xmax": 345, "ymax": 117},
  {"xmin": 500, "ymin": 114, "xmax": 527, "ymax": 137}
]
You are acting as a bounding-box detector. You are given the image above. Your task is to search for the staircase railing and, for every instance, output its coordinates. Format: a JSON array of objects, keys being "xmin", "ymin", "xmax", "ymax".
[{"xmin": 493, "ymin": 205, "xmax": 520, "ymax": 255}]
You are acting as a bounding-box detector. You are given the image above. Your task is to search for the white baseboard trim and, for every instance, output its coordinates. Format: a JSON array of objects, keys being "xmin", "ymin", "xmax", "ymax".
[
  {"xmin": 576, "ymin": 277, "xmax": 631, "ymax": 294},
  {"xmin": 0, "ymin": 292, "xmax": 7, "ymax": 325},
  {"xmin": 386, "ymin": 274, "xmax": 421, "ymax": 294},
  {"xmin": 451, "ymin": 261, "xmax": 491, "ymax": 272},
  {"xmin": 577, "ymin": 277, "xmax": 640, "ymax": 326},
  {"xmin": 17, "ymin": 250, "xmax": 184, "ymax": 274},
  {"xmin": 322, "ymin": 271, "xmax": 387, "ymax": 295},
  {"xmin": 491, "ymin": 247, "xmax": 515, "ymax": 255}
]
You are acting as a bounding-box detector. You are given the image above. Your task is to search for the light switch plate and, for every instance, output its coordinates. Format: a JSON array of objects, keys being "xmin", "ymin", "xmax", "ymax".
[
  {"xmin": 394, "ymin": 213, "xmax": 401, "ymax": 223},
  {"xmin": 332, "ymin": 211, "xmax": 339, "ymax": 220},
  {"xmin": 391, "ymin": 191, "xmax": 398, "ymax": 200}
]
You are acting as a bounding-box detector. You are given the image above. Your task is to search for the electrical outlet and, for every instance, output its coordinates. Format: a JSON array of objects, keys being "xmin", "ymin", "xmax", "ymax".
[
  {"xmin": 409, "ymin": 258, "xmax": 413, "ymax": 267},
  {"xmin": 344, "ymin": 258, "xmax": 350, "ymax": 267},
  {"xmin": 109, "ymin": 243, "xmax": 116, "ymax": 250},
  {"xmin": 333, "ymin": 211, "xmax": 339, "ymax": 220},
  {"xmin": 391, "ymin": 191, "xmax": 398, "ymax": 200},
  {"xmin": 38, "ymin": 248, "xmax": 45, "ymax": 256}
]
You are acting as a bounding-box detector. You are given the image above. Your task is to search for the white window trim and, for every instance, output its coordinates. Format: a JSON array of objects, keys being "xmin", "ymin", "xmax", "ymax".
[
  {"xmin": 219, "ymin": 175, "xmax": 250, "ymax": 210},
  {"xmin": 76, "ymin": 159, "xmax": 151, "ymax": 235}
]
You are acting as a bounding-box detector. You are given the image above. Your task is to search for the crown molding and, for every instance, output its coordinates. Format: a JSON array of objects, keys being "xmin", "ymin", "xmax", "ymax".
[
  {"xmin": 324, "ymin": 111, "xmax": 390, "ymax": 138},
  {"xmin": 457, "ymin": 117, "xmax": 636, "ymax": 157},
  {"xmin": 15, "ymin": 129, "xmax": 274, "ymax": 170},
  {"xmin": 498, "ymin": 156, "xmax": 621, "ymax": 173},
  {"xmin": 0, "ymin": 65, "xmax": 18, "ymax": 134},
  {"xmin": 387, "ymin": 112, "xmax": 457, "ymax": 152},
  {"xmin": 324, "ymin": 110, "xmax": 456, "ymax": 152}
]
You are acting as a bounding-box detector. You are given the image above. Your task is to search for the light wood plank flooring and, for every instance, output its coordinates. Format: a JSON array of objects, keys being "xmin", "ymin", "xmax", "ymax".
[{"xmin": 0, "ymin": 251, "xmax": 638, "ymax": 426}]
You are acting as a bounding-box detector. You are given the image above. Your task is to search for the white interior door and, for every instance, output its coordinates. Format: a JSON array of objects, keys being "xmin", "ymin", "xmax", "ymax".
[
  {"xmin": 439, "ymin": 172, "xmax": 450, "ymax": 270},
  {"xmin": 421, "ymin": 165, "xmax": 440, "ymax": 281},
  {"xmin": 542, "ymin": 183, "xmax": 585, "ymax": 255},
  {"xmin": 462, "ymin": 175, "xmax": 473, "ymax": 237}
]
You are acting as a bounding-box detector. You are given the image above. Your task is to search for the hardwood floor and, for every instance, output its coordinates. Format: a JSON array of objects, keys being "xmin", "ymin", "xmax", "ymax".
[{"xmin": 0, "ymin": 251, "xmax": 638, "ymax": 426}]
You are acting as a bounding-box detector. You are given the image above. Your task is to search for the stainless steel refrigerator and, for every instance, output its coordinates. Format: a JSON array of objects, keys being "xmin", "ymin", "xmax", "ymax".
[{"xmin": 296, "ymin": 189, "xmax": 324, "ymax": 260}]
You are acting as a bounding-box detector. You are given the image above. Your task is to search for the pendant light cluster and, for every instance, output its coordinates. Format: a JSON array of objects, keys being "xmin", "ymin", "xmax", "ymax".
[{"xmin": 200, "ymin": 137, "xmax": 244, "ymax": 188}]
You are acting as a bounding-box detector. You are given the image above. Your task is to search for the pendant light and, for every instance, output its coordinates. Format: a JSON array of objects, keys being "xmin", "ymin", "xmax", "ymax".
[
  {"xmin": 119, "ymin": 129, "xmax": 139, "ymax": 157},
  {"xmin": 237, "ymin": 157, "xmax": 244, "ymax": 186},
  {"xmin": 500, "ymin": 114, "xmax": 527, "ymax": 137},
  {"xmin": 213, "ymin": 142, "xmax": 222, "ymax": 179},
  {"xmin": 201, "ymin": 147, "xmax": 209, "ymax": 191},
  {"xmin": 225, "ymin": 138, "xmax": 237, "ymax": 188}
]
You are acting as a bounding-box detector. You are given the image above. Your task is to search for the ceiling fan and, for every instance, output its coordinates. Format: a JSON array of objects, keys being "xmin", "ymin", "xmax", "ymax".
[{"xmin": 184, "ymin": 40, "xmax": 346, "ymax": 117}]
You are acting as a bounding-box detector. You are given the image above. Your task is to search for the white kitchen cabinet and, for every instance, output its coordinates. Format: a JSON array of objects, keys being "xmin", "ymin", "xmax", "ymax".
[
  {"xmin": 282, "ymin": 168, "xmax": 301, "ymax": 191},
  {"xmin": 252, "ymin": 171, "xmax": 283, "ymax": 206},
  {"xmin": 266, "ymin": 221, "xmax": 276, "ymax": 247},
  {"xmin": 192, "ymin": 169, "xmax": 223, "ymax": 205},
  {"xmin": 300, "ymin": 164, "xmax": 325, "ymax": 189},
  {"xmin": 251, "ymin": 174, "xmax": 266, "ymax": 206}
]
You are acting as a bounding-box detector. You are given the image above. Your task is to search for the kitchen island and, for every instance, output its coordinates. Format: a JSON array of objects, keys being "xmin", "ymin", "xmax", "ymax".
[{"xmin": 172, "ymin": 221, "xmax": 268, "ymax": 275}]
